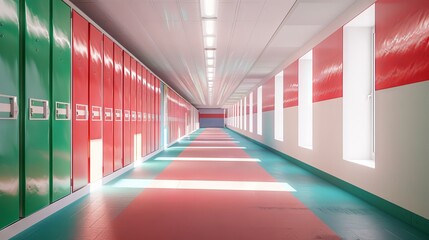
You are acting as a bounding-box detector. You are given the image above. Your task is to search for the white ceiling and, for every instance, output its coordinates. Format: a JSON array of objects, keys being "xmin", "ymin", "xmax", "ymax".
[{"xmin": 69, "ymin": 0, "xmax": 374, "ymax": 108}]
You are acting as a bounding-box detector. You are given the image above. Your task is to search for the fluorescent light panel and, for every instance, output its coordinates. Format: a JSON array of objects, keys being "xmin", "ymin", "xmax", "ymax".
[
  {"xmin": 206, "ymin": 49, "xmax": 215, "ymax": 58},
  {"xmin": 201, "ymin": 0, "xmax": 217, "ymax": 17},
  {"xmin": 205, "ymin": 36, "xmax": 215, "ymax": 47},
  {"xmin": 203, "ymin": 19, "xmax": 216, "ymax": 35}
]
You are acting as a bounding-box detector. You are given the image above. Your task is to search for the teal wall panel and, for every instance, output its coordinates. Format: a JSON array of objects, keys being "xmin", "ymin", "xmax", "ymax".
[
  {"xmin": 0, "ymin": 0, "xmax": 20, "ymax": 229},
  {"xmin": 23, "ymin": 0, "xmax": 51, "ymax": 216},
  {"xmin": 51, "ymin": 0, "xmax": 71, "ymax": 202}
]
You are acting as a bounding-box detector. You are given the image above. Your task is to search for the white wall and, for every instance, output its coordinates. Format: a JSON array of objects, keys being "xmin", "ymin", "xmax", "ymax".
[{"xmin": 228, "ymin": 81, "xmax": 429, "ymax": 219}]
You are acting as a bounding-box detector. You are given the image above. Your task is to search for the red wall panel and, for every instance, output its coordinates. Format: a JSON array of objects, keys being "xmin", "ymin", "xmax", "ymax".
[
  {"xmin": 72, "ymin": 12, "xmax": 89, "ymax": 191},
  {"xmin": 262, "ymin": 78, "xmax": 275, "ymax": 112},
  {"xmin": 113, "ymin": 44, "xmax": 123, "ymax": 171},
  {"xmin": 130, "ymin": 58, "xmax": 136, "ymax": 161},
  {"xmin": 283, "ymin": 60, "xmax": 298, "ymax": 108},
  {"xmin": 313, "ymin": 29, "xmax": 343, "ymax": 103},
  {"xmin": 89, "ymin": 25, "xmax": 103, "ymax": 182},
  {"xmin": 103, "ymin": 36, "xmax": 114, "ymax": 176},
  {"xmin": 199, "ymin": 114, "xmax": 225, "ymax": 118},
  {"xmin": 375, "ymin": 0, "xmax": 429, "ymax": 90},
  {"xmin": 123, "ymin": 53, "xmax": 131, "ymax": 166}
]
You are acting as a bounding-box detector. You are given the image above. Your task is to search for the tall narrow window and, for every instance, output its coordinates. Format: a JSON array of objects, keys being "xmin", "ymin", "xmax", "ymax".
[
  {"xmin": 298, "ymin": 50, "xmax": 313, "ymax": 149},
  {"xmin": 343, "ymin": 5, "xmax": 375, "ymax": 168},
  {"xmin": 234, "ymin": 103, "xmax": 237, "ymax": 127},
  {"xmin": 257, "ymin": 86, "xmax": 262, "ymax": 135},
  {"xmin": 240, "ymin": 99, "xmax": 243, "ymax": 129},
  {"xmin": 244, "ymin": 97, "xmax": 247, "ymax": 131},
  {"xmin": 249, "ymin": 92, "xmax": 253, "ymax": 133},
  {"xmin": 236, "ymin": 102, "xmax": 238, "ymax": 128},
  {"xmin": 274, "ymin": 71, "xmax": 284, "ymax": 141}
]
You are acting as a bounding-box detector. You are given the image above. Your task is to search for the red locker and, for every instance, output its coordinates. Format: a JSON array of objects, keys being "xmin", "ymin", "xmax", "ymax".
[
  {"xmin": 72, "ymin": 12, "xmax": 89, "ymax": 191},
  {"xmin": 141, "ymin": 67, "xmax": 147, "ymax": 157},
  {"xmin": 136, "ymin": 64, "xmax": 142, "ymax": 160},
  {"xmin": 113, "ymin": 44, "xmax": 123, "ymax": 171},
  {"xmin": 89, "ymin": 25, "xmax": 104, "ymax": 182},
  {"xmin": 123, "ymin": 52, "xmax": 131, "ymax": 166},
  {"xmin": 130, "ymin": 58, "xmax": 136, "ymax": 162},
  {"xmin": 146, "ymin": 72, "xmax": 151, "ymax": 154},
  {"xmin": 154, "ymin": 78, "xmax": 159, "ymax": 151},
  {"xmin": 157, "ymin": 79, "xmax": 161, "ymax": 149},
  {"xmin": 149, "ymin": 74, "xmax": 154, "ymax": 153},
  {"xmin": 103, "ymin": 36, "xmax": 114, "ymax": 176}
]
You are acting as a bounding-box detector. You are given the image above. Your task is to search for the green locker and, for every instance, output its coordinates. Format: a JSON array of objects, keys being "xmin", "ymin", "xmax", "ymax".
[
  {"xmin": 22, "ymin": 0, "xmax": 51, "ymax": 216},
  {"xmin": 51, "ymin": 0, "xmax": 71, "ymax": 202},
  {"xmin": 0, "ymin": 0, "xmax": 20, "ymax": 229}
]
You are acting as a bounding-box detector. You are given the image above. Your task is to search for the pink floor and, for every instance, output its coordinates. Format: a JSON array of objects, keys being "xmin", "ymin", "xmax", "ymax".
[{"xmin": 103, "ymin": 129, "xmax": 339, "ymax": 239}]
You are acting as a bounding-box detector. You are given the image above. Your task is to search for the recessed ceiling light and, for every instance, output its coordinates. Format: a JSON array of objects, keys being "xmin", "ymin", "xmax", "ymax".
[
  {"xmin": 207, "ymin": 73, "xmax": 214, "ymax": 78},
  {"xmin": 206, "ymin": 49, "xmax": 215, "ymax": 58},
  {"xmin": 203, "ymin": 19, "xmax": 216, "ymax": 35},
  {"xmin": 205, "ymin": 36, "xmax": 215, "ymax": 47},
  {"xmin": 207, "ymin": 59, "xmax": 214, "ymax": 66},
  {"xmin": 207, "ymin": 67, "xmax": 214, "ymax": 73},
  {"xmin": 202, "ymin": 0, "xmax": 216, "ymax": 17}
]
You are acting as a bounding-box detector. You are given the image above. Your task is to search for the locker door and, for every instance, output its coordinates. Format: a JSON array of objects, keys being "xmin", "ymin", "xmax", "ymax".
[
  {"xmin": 89, "ymin": 25, "xmax": 103, "ymax": 183},
  {"xmin": 130, "ymin": 58, "xmax": 136, "ymax": 162},
  {"xmin": 122, "ymin": 52, "xmax": 131, "ymax": 166},
  {"xmin": 0, "ymin": 0, "xmax": 20, "ymax": 229},
  {"xmin": 141, "ymin": 66, "xmax": 147, "ymax": 157},
  {"xmin": 156, "ymin": 78, "xmax": 160, "ymax": 150},
  {"xmin": 113, "ymin": 44, "xmax": 123, "ymax": 171},
  {"xmin": 72, "ymin": 11, "xmax": 89, "ymax": 192},
  {"xmin": 149, "ymin": 74, "xmax": 154, "ymax": 153},
  {"xmin": 103, "ymin": 36, "xmax": 114, "ymax": 176},
  {"xmin": 141, "ymin": 68, "xmax": 147, "ymax": 157},
  {"xmin": 23, "ymin": 0, "xmax": 51, "ymax": 215},
  {"xmin": 153, "ymin": 77, "xmax": 156, "ymax": 151},
  {"xmin": 51, "ymin": 0, "xmax": 71, "ymax": 202},
  {"xmin": 145, "ymin": 71, "xmax": 150, "ymax": 154},
  {"xmin": 136, "ymin": 64, "xmax": 142, "ymax": 160}
]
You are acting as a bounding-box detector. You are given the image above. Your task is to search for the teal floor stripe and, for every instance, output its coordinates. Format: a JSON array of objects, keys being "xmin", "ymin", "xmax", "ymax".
[{"xmin": 226, "ymin": 128, "xmax": 429, "ymax": 240}]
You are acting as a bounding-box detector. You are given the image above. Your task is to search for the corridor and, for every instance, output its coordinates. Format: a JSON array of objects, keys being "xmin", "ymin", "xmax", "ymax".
[{"xmin": 12, "ymin": 128, "xmax": 428, "ymax": 240}]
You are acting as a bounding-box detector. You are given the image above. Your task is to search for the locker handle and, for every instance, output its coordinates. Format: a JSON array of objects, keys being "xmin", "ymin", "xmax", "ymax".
[
  {"xmin": 105, "ymin": 108, "xmax": 112, "ymax": 117},
  {"xmin": 115, "ymin": 109, "xmax": 122, "ymax": 121},
  {"xmin": 124, "ymin": 110, "xmax": 130, "ymax": 121},
  {"xmin": 29, "ymin": 98, "xmax": 49, "ymax": 120},
  {"xmin": 91, "ymin": 106, "xmax": 102, "ymax": 121},
  {"xmin": 55, "ymin": 102, "xmax": 71, "ymax": 120},
  {"xmin": 0, "ymin": 94, "xmax": 18, "ymax": 120},
  {"xmin": 75, "ymin": 104, "xmax": 88, "ymax": 120}
]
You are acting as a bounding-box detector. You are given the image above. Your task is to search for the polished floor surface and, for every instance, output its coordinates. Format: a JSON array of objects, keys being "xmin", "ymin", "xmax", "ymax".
[{"xmin": 13, "ymin": 128, "xmax": 429, "ymax": 239}]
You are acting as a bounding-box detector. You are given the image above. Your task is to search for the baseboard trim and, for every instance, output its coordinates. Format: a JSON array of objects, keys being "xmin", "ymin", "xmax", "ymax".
[{"xmin": 227, "ymin": 127, "xmax": 429, "ymax": 235}]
